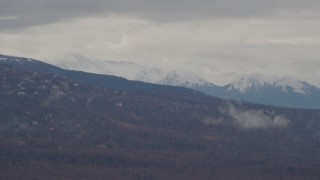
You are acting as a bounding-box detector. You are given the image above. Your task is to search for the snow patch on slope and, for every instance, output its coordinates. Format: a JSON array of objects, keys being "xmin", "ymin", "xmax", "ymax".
[
  {"xmin": 228, "ymin": 74, "xmax": 315, "ymax": 95},
  {"xmin": 159, "ymin": 69, "xmax": 210, "ymax": 87},
  {"xmin": 273, "ymin": 76, "xmax": 308, "ymax": 94}
]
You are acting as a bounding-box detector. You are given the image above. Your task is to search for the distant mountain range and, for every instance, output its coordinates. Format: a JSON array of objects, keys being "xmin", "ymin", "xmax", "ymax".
[
  {"xmin": 1, "ymin": 54, "xmax": 319, "ymax": 109},
  {"xmin": 56, "ymin": 56, "xmax": 320, "ymax": 109},
  {"xmin": 56, "ymin": 55, "xmax": 212, "ymax": 88},
  {"xmin": 0, "ymin": 54, "xmax": 202, "ymax": 96},
  {"xmin": 199, "ymin": 74, "xmax": 320, "ymax": 109}
]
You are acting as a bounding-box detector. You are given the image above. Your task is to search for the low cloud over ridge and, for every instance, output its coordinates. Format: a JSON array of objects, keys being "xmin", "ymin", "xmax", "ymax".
[
  {"xmin": 202, "ymin": 105, "xmax": 290, "ymax": 129},
  {"xmin": 228, "ymin": 106, "xmax": 289, "ymax": 129}
]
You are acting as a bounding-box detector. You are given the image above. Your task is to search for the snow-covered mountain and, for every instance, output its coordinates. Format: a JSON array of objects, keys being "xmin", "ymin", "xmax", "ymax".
[
  {"xmin": 221, "ymin": 74, "xmax": 320, "ymax": 108},
  {"xmin": 0, "ymin": 54, "xmax": 199, "ymax": 95},
  {"xmin": 158, "ymin": 69, "xmax": 213, "ymax": 87},
  {"xmin": 193, "ymin": 74, "xmax": 320, "ymax": 109},
  {"xmin": 56, "ymin": 55, "xmax": 212, "ymax": 87},
  {"xmin": 56, "ymin": 56, "xmax": 320, "ymax": 108},
  {"xmin": 226, "ymin": 74, "xmax": 317, "ymax": 95},
  {"xmin": 3, "ymin": 54, "xmax": 320, "ymax": 109}
]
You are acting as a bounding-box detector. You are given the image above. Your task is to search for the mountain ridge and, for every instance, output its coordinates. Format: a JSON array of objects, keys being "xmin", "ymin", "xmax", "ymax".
[
  {"xmin": 2, "ymin": 53, "xmax": 320, "ymax": 109},
  {"xmin": 54, "ymin": 55, "xmax": 320, "ymax": 109},
  {"xmin": 227, "ymin": 74, "xmax": 319, "ymax": 95},
  {"xmin": 0, "ymin": 54, "xmax": 204, "ymax": 96},
  {"xmin": 56, "ymin": 55, "xmax": 213, "ymax": 88}
]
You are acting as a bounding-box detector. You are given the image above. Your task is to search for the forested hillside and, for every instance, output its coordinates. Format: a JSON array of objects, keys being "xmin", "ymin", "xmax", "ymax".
[{"xmin": 1, "ymin": 64, "xmax": 320, "ymax": 180}]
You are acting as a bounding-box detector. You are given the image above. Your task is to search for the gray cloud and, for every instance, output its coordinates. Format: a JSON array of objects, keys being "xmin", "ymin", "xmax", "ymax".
[
  {"xmin": 1, "ymin": 0, "xmax": 320, "ymax": 30},
  {"xmin": 0, "ymin": 0, "xmax": 108, "ymax": 30},
  {"xmin": 1, "ymin": 1, "xmax": 320, "ymax": 86}
]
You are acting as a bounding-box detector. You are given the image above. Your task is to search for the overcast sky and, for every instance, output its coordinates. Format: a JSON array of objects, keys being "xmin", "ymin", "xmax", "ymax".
[{"xmin": 1, "ymin": 0, "xmax": 320, "ymax": 85}]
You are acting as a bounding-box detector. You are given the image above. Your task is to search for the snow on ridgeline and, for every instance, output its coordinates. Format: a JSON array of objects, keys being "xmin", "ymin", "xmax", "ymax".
[
  {"xmin": 158, "ymin": 69, "xmax": 211, "ymax": 87},
  {"xmin": 228, "ymin": 74, "xmax": 319, "ymax": 95},
  {"xmin": 55, "ymin": 56, "xmax": 211, "ymax": 87}
]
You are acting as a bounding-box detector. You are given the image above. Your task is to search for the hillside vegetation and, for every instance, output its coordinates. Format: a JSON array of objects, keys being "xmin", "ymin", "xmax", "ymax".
[{"xmin": 1, "ymin": 64, "xmax": 320, "ymax": 180}]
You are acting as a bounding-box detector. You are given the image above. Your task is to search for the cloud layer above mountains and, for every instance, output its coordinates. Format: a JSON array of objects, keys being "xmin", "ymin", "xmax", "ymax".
[
  {"xmin": 2, "ymin": 0, "xmax": 320, "ymax": 29},
  {"xmin": 1, "ymin": 0, "xmax": 320, "ymax": 85}
]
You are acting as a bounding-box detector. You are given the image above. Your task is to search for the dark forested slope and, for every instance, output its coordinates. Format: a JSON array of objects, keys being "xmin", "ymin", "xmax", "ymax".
[{"xmin": 1, "ymin": 63, "xmax": 320, "ymax": 180}]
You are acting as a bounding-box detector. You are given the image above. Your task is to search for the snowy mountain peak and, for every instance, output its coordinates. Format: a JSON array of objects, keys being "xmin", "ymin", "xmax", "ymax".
[
  {"xmin": 159, "ymin": 69, "xmax": 211, "ymax": 87},
  {"xmin": 228, "ymin": 74, "xmax": 317, "ymax": 95},
  {"xmin": 56, "ymin": 55, "xmax": 212, "ymax": 88}
]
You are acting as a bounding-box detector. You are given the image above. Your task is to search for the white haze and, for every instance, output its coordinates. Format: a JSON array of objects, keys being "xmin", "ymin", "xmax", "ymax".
[
  {"xmin": 227, "ymin": 106, "xmax": 289, "ymax": 129},
  {"xmin": 203, "ymin": 106, "xmax": 289, "ymax": 129}
]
